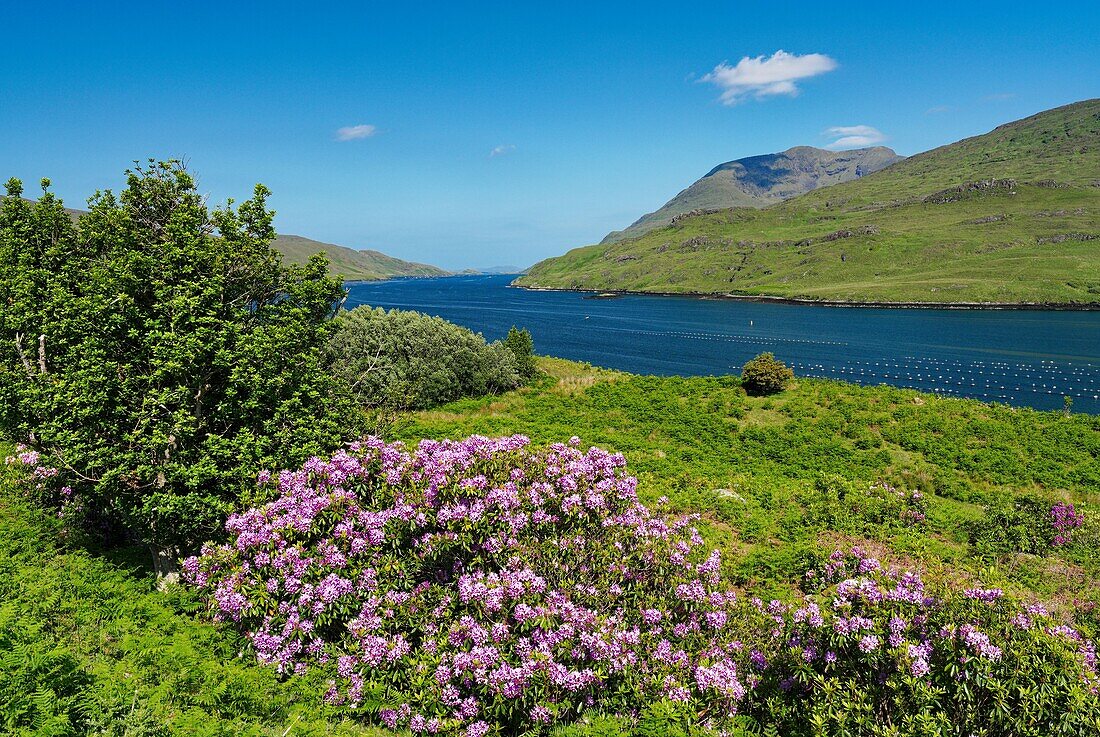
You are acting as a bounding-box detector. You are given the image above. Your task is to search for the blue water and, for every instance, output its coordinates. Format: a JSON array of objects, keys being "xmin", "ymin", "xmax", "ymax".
[{"xmin": 345, "ymin": 275, "xmax": 1100, "ymax": 414}]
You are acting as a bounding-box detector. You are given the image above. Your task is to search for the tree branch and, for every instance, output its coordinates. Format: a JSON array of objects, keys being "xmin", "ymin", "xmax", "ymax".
[
  {"xmin": 14, "ymin": 333, "xmax": 34, "ymax": 377},
  {"xmin": 37, "ymin": 334, "xmax": 47, "ymax": 374}
]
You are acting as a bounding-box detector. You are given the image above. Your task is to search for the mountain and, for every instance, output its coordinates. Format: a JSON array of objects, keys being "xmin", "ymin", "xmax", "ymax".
[
  {"xmin": 12, "ymin": 198, "xmax": 447, "ymax": 283},
  {"xmin": 603, "ymin": 146, "xmax": 904, "ymax": 243},
  {"xmin": 518, "ymin": 99, "xmax": 1100, "ymax": 305},
  {"xmin": 271, "ymin": 234, "xmax": 448, "ymax": 281}
]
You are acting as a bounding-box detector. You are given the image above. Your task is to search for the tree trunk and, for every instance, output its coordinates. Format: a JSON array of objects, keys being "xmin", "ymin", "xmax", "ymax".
[{"xmin": 150, "ymin": 544, "xmax": 181, "ymax": 590}]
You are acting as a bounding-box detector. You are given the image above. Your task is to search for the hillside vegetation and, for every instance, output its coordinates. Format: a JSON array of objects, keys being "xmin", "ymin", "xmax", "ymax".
[
  {"xmin": 603, "ymin": 145, "xmax": 903, "ymax": 243},
  {"xmin": 273, "ymin": 234, "xmax": 448, "ymax": 281},
  {"xmin": 400, "ymin": 358, "xmax": 1100, "ymax": 604},
  {"xmin": 7, "ymin": 357, "xmax": 1097, "ymax": 735},
  {"xmin": 519, "ymin": 100, "xmax": 1100, "ymax": 304}
]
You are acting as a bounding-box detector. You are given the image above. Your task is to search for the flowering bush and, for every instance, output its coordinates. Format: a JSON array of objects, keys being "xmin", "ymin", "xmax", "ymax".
[
  {"xmin": 1052, "ymin": 502, "xmax": 1086, "ymax": 546},
  {"xmin": 186, "ymin": 436, "xmax": 1100, "ymax": 735}
]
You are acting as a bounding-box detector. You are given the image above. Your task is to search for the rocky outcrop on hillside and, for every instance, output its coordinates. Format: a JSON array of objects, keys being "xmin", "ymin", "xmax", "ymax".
[{"xmin": 602, "ymin": 145, "xmax": 904, "ymax": 244}]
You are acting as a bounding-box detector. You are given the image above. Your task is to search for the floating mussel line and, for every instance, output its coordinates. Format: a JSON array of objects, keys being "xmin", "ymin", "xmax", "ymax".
[
  {"xmin": 611, "ymin": 326, "xmax": 1098, "ymax": 407},
  {"xmin": 787, "ymin": 355, "xmax": 1099, "ymax": 405},
  {"xmin": 616, "ymin": 327, "xmax": 848, "ymax": 347}
]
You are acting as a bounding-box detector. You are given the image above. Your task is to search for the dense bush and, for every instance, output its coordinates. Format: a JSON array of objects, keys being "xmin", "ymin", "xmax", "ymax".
[
  {"xmin": 186, "ymin": 435, "xmax": 1100, "ymax": 736},
  {"xmin": 740, "ymin": 353, "xmax": 794, "ymax": 396},
  {"xmin": 968, "ymin": 496, "xmax": 1060, "ymax": 557},
  {"xmin": 0, "ymin": 162, "xmax": 351, "ymax": 562},
  {"xmin": 326, "ymin": 307, "xmax": 529, "ymax": 411}
]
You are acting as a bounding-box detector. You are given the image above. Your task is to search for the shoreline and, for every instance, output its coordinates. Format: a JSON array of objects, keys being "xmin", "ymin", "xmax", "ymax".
[{"xmin": 510, "ymin": 283, "xmax": 1100, "ymax": 311}]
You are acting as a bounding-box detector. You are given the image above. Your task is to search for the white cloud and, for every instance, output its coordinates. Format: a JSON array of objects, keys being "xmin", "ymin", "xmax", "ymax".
[
  {"xmin": 925, "ymin": 105, "xmax": 951, "ymax": 115},
  {"xmin": 335, "ymin": 124, "xmax": 377, "ymax": 141},
  {"xmin": 823, "ymin": 125, "xmax": 887, "ymax": 150},
  {"xmin": 489, "ymin": 144, "xmax": 516, "ymax": 158},
  {"xmin": 701, "ymin": 50, "xmax": 838, "ymax": 105},
  {"xmin": 982, "ymin": 92, "xmax": 1015, "ymax": 102}
]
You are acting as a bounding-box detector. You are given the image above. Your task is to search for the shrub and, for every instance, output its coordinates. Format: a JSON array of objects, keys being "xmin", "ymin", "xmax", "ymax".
[
  {"xmin": 968, "ymin": 496, "xmax": 1058, "ymax": 557},
  {"xmin": 740, "ymin": 353, "xmax": 793, "ymax": 396},
  {"xmin": 0, "ymin": 162, "xmax": 351, "ymax": 563},
  {"xmin": 326, "ymin": 306, "xmax": 525, "ymax": 411},
  {"xmin": 503, "ymin": 326, "xmax": 538, "ymax": 380},
  {"xmin": 805, "ymin": 475, "xmax": 927, "ymax": 533},
  {"xmin": 0, "ymin": 447, "xmax": 381, "ymax": 736},
  {"xmin": 186, "ymin": 436, "xmax": 1100, "ymax": 736}
]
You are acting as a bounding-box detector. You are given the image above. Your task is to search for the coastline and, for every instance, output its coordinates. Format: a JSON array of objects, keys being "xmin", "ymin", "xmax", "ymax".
[{"xmin": 510, "ymin": 283, "xmax": 1100, "ymax": 311}]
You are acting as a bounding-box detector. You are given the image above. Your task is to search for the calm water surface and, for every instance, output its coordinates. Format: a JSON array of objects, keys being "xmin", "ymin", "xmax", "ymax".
[{"xmin": 346, "ymin": 275, "xmax": 1100, "ymax": 414}]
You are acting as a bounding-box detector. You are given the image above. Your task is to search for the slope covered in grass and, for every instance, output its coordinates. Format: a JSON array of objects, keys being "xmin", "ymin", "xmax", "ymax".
[
  {"xmin": 4, "ymin": 352, "xmax": 1099, "ymax": 734},
  {"xmin": 602, "ymin": 145, "xmax": 903, "ymax": 244},
  {"xmin": 519, "ymin": 100, "xmax": 1100, "ymax": 304},
  {"xmin": 398, "ymin": 358, "xmax": 1100, "ymax": 603},
  {"xmin": 273, "ymin": 234, "xmax": 449, "ymax": 281}
]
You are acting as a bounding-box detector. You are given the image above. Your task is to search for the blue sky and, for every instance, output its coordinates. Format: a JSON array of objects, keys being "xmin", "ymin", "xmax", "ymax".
[{"xmin": 2, "ymin": 2, "xmax": 1098, "ymax": 270}]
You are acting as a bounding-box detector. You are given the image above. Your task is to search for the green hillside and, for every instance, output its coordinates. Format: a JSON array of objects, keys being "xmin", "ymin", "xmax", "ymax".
[
  {"xmin": 603, "ymin": 145, "xmax": 903, "ymax": 243},
  {"xmin": 272, "ymin": 234, "xmax": 449, "ymax": 281},
  {"xmin": 10, "ymin": 198, "xmax": 448, "ymax": 283},
  {"xmin": 519, "ymin": 99, "xmax": 1100, "ymax": 304}
]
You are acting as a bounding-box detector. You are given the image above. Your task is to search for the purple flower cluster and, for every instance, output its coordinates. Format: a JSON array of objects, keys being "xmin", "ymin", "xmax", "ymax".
[
  {"xmin": 184, "ymin": 438, "xmax": 1100, "ymax": 734},
  {"xmin": 786, "ymin": 548, "xmax": 1098, "ymax": 700},
  {"xmin": 186, "ymin": 435, "xmax": 763, "ymax": 733},
  {"xmin": 5, "ymin": 443, "xmax": 79, "ymax": 519},
  {"xmin": 1052, "ymin": 502, "xmax": 1086, "ymax": 546}
]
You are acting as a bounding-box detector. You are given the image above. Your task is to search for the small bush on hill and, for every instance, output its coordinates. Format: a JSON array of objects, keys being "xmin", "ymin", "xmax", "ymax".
[
  {"xmin": 186, "ymin": 436, "xmax": 1100, "ymax": 736},
  {"xmin": 740, "ymin": 353, "xmax": 793, "ymax": 396},
  {"xmin": 326, "ymin": 307, "xmax": 527, "ymax": 411},
  {"xmin": 0, "ymin": 162, "xmax": 352, "ymax": 563}
]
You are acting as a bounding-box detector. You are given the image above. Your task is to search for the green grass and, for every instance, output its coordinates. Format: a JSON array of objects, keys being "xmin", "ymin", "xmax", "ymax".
[
  {"xmin": 395, "ymin": 358, "xmax": 1100, "ymax": 604},
  {"xmin": 519, "ymin": 99, "xmax": 1100, "ymax": 304}
]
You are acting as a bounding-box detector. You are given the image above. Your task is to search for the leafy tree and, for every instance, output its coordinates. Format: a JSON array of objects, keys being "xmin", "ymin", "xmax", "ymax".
[
  {"xmin": 740, "ymin": 352, "xmax": 794, "ymax": 395},
  {"xmin": 503, "ymin": 325, "xmax": 538, "ymax": 380},
  {"xmin": 326, "ymin": 306, "xmax": 523, "ymax": 414},
  {"xmin": 0, "ymin": 161, "xmax": 353, "ymax": 569}
]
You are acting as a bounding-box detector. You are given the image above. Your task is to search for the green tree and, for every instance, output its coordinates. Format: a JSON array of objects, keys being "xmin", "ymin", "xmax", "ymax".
[
  {"xmin": 503, "ymin": 325, "xmax": 538, "ymax": 380},
  {"xmin": 0, "ymin": 161, "xmax": 353, "ymax": 570},
  {"xmin": 740, "ymin": 352, "xmax": 794, "ymax": 396}
]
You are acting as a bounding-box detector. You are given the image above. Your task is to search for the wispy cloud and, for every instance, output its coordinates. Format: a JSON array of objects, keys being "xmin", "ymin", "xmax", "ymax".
[
  {"xmin": 489, "ymin": 144, "xmax": 516, "ymax": 158},
  {"xmin": 335, "ymin": 124, "xmax": 377, "ymax": 141},
  {"xmin": 982, "ymin": 92, "xmax": 1016, "ymax": 102},
  {"xmin": 823, "ymin": 125, "xmax": 887, "ymax": 150},
  {"xmin": 925, "ymin": 105, "xmax": 951, "ymax": 115},
  {"xmin": 700, "ymin": 50, "xmax": 838, "ymax": 105}
]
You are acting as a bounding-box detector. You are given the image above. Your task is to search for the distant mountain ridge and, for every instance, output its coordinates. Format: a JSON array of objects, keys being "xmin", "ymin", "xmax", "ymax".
[
  {"xmin": 603, "ymin": 145, "xmax": 904, "ymax": 243},
  {"xmin": 271, "ymin": 234, "xmax": 448, "ymax": 281}
]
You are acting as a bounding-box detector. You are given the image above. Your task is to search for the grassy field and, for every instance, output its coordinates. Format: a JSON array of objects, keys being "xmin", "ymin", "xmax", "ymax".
[
  {"xmin": 4, "ymin": 357, "xmax": 1098, "ymax": 734},
  {"xmin": 519, "ymin": 100, "xmax": 1100, "ymax": 304},
  {"xmin": 396, "ymin": 358, "xmax": 1100, "ymax": 605}
]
